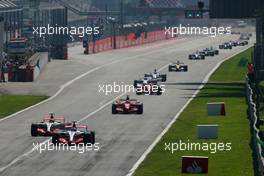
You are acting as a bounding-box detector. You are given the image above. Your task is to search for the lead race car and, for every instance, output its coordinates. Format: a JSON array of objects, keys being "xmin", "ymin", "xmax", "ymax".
[
  {"xmin": 112, "ymin": 96, "xmax": 143, "ymax": 114},
  {"xmin": 168, "ymin": 61, "xmax": 188, "ymax": 72},
  {"xmin": 237, "ymin": 40, "xmax": 248, "ymax": 46},
  {"xmin": 52, "ymin": 121, "xmax": 95, "ymax": 145},
  {"xmin": 31, "ymin": 113, "xmax": 66, "ymax": 136},
  {"xmin": 144, "ymin": 69, "xmax": 167, "ymax": 82}
]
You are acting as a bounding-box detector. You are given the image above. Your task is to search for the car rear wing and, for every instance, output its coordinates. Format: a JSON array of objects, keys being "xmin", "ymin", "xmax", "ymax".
[
  {"xmin": 77, "ymin": 125, "xmax": 88, "ymax": 128},
  {"xmin": 43, "ymin": 117, "xmax": 65, "ymax": 122},
  {"xmin": 64, "ymin": 124, "xmax": 88, "ymax": 130},
  {"xmin": 119, "ymin": 99, "xmax": 138, "ymax": 102}
]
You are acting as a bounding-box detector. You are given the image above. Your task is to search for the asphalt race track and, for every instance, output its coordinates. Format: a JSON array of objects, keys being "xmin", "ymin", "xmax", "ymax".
[{"xmin": 0, "ymin": 34, "xmax": 254, "ymax": 176}]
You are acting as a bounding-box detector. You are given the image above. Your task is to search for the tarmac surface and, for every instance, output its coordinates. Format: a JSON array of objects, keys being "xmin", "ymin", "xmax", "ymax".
[{"xmin": 0, "ymin": 33, "xmax": 255, "ymax": 176}]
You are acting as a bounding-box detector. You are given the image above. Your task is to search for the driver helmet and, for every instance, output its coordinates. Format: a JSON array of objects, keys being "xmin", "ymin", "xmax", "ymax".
[
  {"xmin": 72, "ymin": 121, "xmax": 77, "ymax": 131},
  {"xmin": 49, "ymin": 113, "xmax": 55, "ymax": 123}
]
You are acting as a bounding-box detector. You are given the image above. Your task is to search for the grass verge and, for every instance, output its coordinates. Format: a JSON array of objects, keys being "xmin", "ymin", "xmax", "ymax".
[
  {"xmin": 0, "ymin": 95, "xmax": 48, "ymax": 118},
  {"xmin": 134, "ymin": 48, "xmax": 254, "ymax": 176}
]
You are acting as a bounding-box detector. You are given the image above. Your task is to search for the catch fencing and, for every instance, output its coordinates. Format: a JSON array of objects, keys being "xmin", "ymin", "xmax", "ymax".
[{"xmin": 246, "ymin": 78, "xmax": 264, "ymax": 176}]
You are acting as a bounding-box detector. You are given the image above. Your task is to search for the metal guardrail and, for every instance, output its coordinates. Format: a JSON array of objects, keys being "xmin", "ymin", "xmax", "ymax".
[{"xmin": 246, "ymin": 78, "xmax": 264, "ymax": 176}]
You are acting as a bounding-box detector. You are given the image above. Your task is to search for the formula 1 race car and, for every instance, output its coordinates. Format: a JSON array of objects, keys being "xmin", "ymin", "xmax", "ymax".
[
  {"xmin": 144, "ymin": 69, "xmax": 167, "ymax": 82},
  {"xmin": 240, "ymin": 33, "xmax": 250, "ymax": 40},
  {"xmin": 237, "ymin": 40, "xmax": 248, "ymax": 46},
  {"xmin": 135, "ymin": 80, "xmax": 163, "ymax": 95},
  {"xmin": 168, "ymin": 61, "xmax": 188, "ymax": 72},
  {"xmin": 52, "ymin": 122, "xmax": 95, "ymax": 145},
  {"xmin": 203, "ymin": 48, "xmax": 219, "ymax": 56},
  {"xmin": 112, "ymin": 96, "xmax": 143, "ymax": 114},
  {"xmin": 219, "ymin": 42, "xmax": 232, "ymax": 49},
  {"xmin": 189, "ymin": 52, "xmax": 205, "ymax": 60},
  {"xmin": 31, "ymin": 114, "xmax": 66, "ymax": 136},
  {"xmin": 134, "ymin": 77, "xmax": 152, "ymax": 87}
]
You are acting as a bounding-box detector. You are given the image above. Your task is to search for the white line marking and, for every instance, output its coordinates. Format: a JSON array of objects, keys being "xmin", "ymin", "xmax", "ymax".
[{"xmin": 125, "ymin": 46, "xmax": 253, "ymax": 176}]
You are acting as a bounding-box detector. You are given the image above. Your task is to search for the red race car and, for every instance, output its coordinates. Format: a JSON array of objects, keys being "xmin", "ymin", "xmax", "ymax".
[
  {"xmin": 31, "ymin": 113, "xmax": 66, "ymax": 136},
  {"xmin": 112, "ymin": 96, "xmax": 143, "ymax": 114},
  {"xmin": 52, "ymin": 122, "xmax": 95, "ymax": 145}
]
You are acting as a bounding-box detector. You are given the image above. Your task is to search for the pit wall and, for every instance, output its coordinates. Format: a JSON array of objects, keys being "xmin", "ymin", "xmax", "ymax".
[
  {"xmin": 6, "ymin": 52, "xmax": 48, "ymax": 82},
  {"xmin": 86, "ymin": 30, "xmax": 174, "ymax": 54}
]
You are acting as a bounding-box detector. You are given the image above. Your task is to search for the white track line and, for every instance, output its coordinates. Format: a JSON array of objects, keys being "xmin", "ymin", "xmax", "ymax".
[{"xmin": 125, "ymin": 45, "xmax": 253, "ymax": 176}]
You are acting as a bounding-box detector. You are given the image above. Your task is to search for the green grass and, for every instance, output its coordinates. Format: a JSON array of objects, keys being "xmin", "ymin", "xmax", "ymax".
[
  {"xmin": 0, "ymin": 95, "xmax": 48, "ymax": 118},
  {"xmin": 134, "ymin": 48, "xmax": 254, "ymax": 176}
]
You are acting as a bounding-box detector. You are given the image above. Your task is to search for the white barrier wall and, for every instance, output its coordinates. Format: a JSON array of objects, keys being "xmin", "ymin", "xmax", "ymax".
[{"xmin": 197, "ymin": 125, "xmax": 218, "ymax": 139}]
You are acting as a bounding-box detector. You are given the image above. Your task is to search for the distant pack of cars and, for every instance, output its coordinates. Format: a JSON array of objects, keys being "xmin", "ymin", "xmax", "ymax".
[
  {"xmin": 31, "ymin": 113, "xmax": 95, "ymax": 145},
  {"xmin": 219, "ymin": 40, "xmax": 248, "ymax": 50},
  {"xmin": 189, "ymin": 47, "xmax": 219, "ymax": 60}
]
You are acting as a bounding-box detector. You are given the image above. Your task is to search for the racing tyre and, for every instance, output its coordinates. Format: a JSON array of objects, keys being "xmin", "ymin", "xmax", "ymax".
[
  {"xmin": 134, "ymin": 80, "xmax": 141, "ymax": 88},
  {"xmin": 184, "ymin": 66, "xmax": 188, "ymax": 72},
  {"xmin": 137, "ymin": 104, "xmax": 143, "ymax": 114},
  {"xmin": 161, "ymin": 74, "xmax": 167, "ymax": 82},
  {"xmin": 157, "ymin": 87, "xmax": 162, "ymax": 95},
  {"xmin": 52, "ymin": 134, "xmax": 59, "ymax": 145},
  {"xmin": 112, "ymin": 104, "xmax": 117, "ymax": 114},
  {"xmin": 31, "ymin": 124, "xmax": 38, "ymax": 136},
  {"xmin": 215, "ymin": 50, "xmax": 219, "ymax": 55},
  {"xmin": 84, "ymin": 132, "xmax": 95, "ymax": 144},
  {"xmin": 136, "ymin": 90, "xmax": 142, "ymax": 95},
  {"xmin": 168, "ymin": 66, "xmax": 172, "ymax": 72},
  {"xmin": 91, "ymin": 131, "xmax": 95, "ymax": 144}
]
